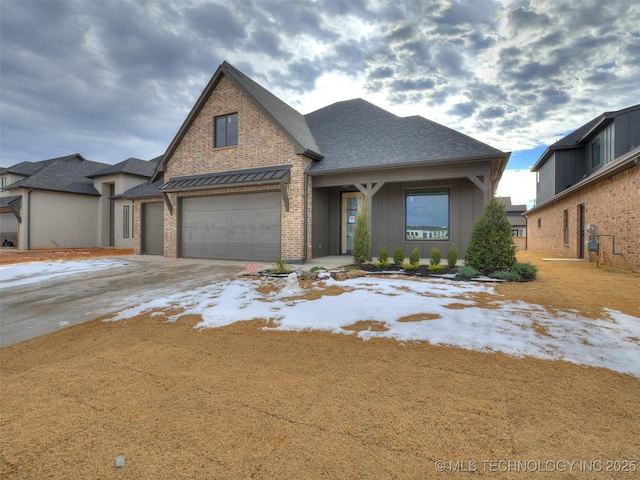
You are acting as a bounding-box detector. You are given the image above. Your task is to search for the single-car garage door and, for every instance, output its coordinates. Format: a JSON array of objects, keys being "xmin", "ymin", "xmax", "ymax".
[
  {"xmin": 181, "ymin": 193, "xmax": 281, "ymax": 261},
  {"xmin": 142, "ymin": 202, "xmax": 164, "ymax": 255}
]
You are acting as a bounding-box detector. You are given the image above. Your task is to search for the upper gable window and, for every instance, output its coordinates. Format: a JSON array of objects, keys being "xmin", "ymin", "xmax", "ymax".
[
  {"xmin": 591, "ymin": 136, "xmax": 601, "ymax": 169},
  {"xmin": 214, "ymin": 113, "xmax": 238, "ymax": 148}
]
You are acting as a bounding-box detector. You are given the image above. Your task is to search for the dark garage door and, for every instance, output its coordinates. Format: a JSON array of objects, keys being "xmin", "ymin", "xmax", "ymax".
[
  {"xmin": 181, "ymin": 193, "xmax": 281, "ymax": 261},
  {"xmin": 142, "ymin": 202, "xmax": 164, "ymax": 255}
]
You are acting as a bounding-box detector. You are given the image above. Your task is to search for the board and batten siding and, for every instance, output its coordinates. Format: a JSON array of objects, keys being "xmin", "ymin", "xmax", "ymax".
[
  {"xmin": 312, "ymin": 177, "xmax": 485, "ymax": 260},
  {"xmin": 370, "ymin": 178, "xmax": 484, "ymax": 259}
]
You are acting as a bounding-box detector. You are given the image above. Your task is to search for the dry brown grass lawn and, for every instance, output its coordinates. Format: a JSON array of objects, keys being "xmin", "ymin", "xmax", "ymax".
[{"xmin": 1, "ymin": 250, "xmax": 639, "ymax": 479}]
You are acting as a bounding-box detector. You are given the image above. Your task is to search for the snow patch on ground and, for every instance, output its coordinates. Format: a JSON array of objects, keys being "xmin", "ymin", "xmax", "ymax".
[
  {"xmin": 105, "ymin": 275, "xmax": 640, "ymax": 378},
  {"xmin": 0, "ymin": 259, "xmax": 129, "ymax": 288}
]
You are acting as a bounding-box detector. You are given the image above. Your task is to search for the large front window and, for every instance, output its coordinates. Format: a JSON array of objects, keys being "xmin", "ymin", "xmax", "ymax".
[
  {"xmin": 214, "ymin": 113, "xmax": 238, "ymax": 147},
  {"xmin": 406, "ymin": 188, "xmax": 449, "ymax": 240}
]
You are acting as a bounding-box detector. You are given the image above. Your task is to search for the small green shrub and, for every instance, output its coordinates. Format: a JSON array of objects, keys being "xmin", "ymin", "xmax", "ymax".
[
  {"xmin": 512, "ymin": 261, "xmax": 538, "ymax": 280},
  {"xmin": 428, "ymin": 264, "xmax": 444, "ymax": 272},
  {"xmin": 409, "ymin": 247, "xmax": 420, "ymax": 266},
  {"xmin": 464, "ymin": 197, "xmax": 517, "ymax": 272},
  {"xmin": 491, "ymin": 270, "xmax": 520, "ymax": 281},
  {"xmin": 408, "ymin": 247, "xmax": 420, "ymax": 266},
  {"xmin": 377, "ymin": 246, "xmax": 390, "ymax": 268},
  {"xmin": 344, "ymin": 264, "xmax": 363, "ymax": 270},
  {"xmin": 457, "ymin": 265, "xmax": 480, "ymax": 279},
  {"xmin": 447, "ymin": 243, "xmax": 458, "ymax": 269},
  {"xmin": 393, "ymin": 247, "xmax": 405, "ymax": 265},
  {"xmin": 310, "ymin": 266, "xmax": 326, "ymax": 272},
  {"xmin": 402, "ymin": 262, "xmax": 419, "ymax": 271},
  {"xmin": 430, "ymin": 247, "xmax": 441, "ymax": 266},
  {"xmin": 272, "ymin": 258, "xmax": 292, "ymax": 274},
  {"xmin": 352, "ymin": 205, "xmax": 370, "ymax": 264}
]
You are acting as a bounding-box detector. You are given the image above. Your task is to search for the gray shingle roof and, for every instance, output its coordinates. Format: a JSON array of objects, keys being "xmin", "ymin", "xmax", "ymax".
[
  {"xmin": 0, "ymin": 195, "xmax": 22, "ymax": 207},
  {"xmin": 221, "ymin": 63, "xmax": 321, "ymax": 158},
  {"xmin": 122, "ymin": 179, "xmax": 164, "ymax": 199},
  {"xmin": 88, "ymin": 157, "xmax": 160, "ymax": 179},
  {"xmin": 4, "ymin": 154, "xmax": 106, "ymax": 195},
  {"xmin": 305, "ymin": 99, "xmax": 505, "ymax": 174},
  {"xmin": 0, "ymin": 157, "xmax": 57, "ymax": 176},
  {"xmin": 152, "ymin": 61, "xmax": 322, "ymax": 182}
]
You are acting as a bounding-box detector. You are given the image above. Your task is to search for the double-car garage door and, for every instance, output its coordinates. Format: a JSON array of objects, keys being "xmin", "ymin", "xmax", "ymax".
[{"xmin": 181, "ymin": 193, "xmax": 281, "ymax": 261}]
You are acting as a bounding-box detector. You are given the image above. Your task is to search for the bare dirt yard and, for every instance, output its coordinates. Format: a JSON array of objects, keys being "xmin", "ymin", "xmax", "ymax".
[{"xmin": 1, "ymin": 249, "xmax": 639, "ymax": 478}]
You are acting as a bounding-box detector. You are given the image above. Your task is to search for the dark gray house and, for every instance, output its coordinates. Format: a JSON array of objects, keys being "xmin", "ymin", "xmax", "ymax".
[
  {"xmin": 525, "ymin": 104, "xmax": 640, "ymax": 272},
  {"xmin": 130, "ymin": 61, "xmax": 511, "ymax": 262}
]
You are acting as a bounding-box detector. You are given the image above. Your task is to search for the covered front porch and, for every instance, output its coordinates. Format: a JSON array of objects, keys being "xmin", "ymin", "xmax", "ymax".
[{"xmin": 309, "ymin": 160, "xmax": 498, "ymax": 260}]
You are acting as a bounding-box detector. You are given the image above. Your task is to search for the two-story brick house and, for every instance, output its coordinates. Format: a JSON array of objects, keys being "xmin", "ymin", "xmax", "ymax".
[
  {"xmin": 525, "ymin": 104, "xmax": 640, "ymax": 272},
  {"xmin": 130, "ymin": 61, "xmax": 511, "ymax": 262}
]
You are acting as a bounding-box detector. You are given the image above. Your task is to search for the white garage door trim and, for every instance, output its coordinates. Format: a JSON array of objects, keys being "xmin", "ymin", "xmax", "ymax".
[{"xmin": 181, "ymin": 193, "xmax": 281, "ymax": 261}]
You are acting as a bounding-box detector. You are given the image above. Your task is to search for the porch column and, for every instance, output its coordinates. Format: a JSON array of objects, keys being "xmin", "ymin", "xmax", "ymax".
[
  {"xmin": 355, "ymin": 182, "xmax": 384, "ymax": 227},
  {"xmin": 355, "ymin": 182, "xmax": 384, "ymax": 259}
]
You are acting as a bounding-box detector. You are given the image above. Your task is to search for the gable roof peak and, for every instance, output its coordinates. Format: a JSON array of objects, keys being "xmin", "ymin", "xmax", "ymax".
[{"xmin": 152, "ymin": 61, "xmax": 322, "ymax": 182}]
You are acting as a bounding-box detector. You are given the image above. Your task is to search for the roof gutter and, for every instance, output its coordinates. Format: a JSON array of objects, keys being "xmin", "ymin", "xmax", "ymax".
[{"xmin": 307, "ymin": 153, "xmax": 507, "ymax": 177}]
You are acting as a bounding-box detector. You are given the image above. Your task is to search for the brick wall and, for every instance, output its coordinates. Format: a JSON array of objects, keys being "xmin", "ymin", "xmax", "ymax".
[
  {"xmin": 160, "ymin": 75, "xmax": 311, "ymax": 261},
  {"xmin": 513, "ymin": 236, "xmax": 526, "ymax": 251},
  {"xmin": 526, "ymin": 165, "xmax": 639, "ymax": 272}
]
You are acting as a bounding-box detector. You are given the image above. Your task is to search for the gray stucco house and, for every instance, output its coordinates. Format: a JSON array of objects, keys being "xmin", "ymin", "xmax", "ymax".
[
  {"xmin": 0, "ymin": 154, "xmax": 158, "ymax": 250},
  {"xmin": 128, "ymin": 61, "xmax": 511, "ymax": 262}
]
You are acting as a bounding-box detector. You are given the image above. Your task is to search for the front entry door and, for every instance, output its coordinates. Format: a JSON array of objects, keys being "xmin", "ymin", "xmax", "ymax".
[{"xmin": 341, "ymin": 192, "xmax": 364, "ymax": 254}]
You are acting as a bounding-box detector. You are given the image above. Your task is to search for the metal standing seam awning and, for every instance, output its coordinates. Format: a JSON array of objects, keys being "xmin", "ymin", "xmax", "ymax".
[{"xmin": 158, "ymin": 165, "xmax": 292, "ymax": 214}]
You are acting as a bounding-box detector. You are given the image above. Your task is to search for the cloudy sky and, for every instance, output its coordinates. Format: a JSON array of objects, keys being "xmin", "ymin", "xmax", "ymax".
[{"xmin": 1, "ymin": 0, "xmax": 639, "ymax": 205}]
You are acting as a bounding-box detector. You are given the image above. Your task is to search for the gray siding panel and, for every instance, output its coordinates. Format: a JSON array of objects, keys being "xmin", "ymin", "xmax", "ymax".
[
  {"xmin": 615, "ymin": 109, "xmax": 640, "ymax": 157},
  {"xmin": 312, "ymin": 178, "xmax": 487, "ymax": 261},
  {"xmin": 536, "ymin": 153, "xmax": 556, "ymax": 204},
  {"xmin": 181, "ymin": 193, "xmax": 281, "ymax": 261},
  {"xmin": 142, "ymin": 202, "xmax": 164, "ymax": 255},
  {"xmin": 555, "ymin": 148, "xmax": 586, "ymax": 193}
]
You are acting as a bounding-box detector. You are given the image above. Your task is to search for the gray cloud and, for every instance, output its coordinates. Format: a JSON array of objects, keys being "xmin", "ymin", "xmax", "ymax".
[{"xmin": 1, "ymin": 0, "xmax": 639, "ymax": 166}]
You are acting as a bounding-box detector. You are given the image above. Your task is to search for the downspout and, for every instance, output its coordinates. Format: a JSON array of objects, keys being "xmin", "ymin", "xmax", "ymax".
[{"xmin": 27, "ymin": 188, "xmax": 33, "ymax": 250}]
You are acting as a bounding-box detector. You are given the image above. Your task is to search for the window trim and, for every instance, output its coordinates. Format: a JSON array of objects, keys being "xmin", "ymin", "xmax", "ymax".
[
  {"xmin": 123, "ymin": 205, "xmax": 130, "ymax": 238},
  {"xmin": 405, "ymin": 187, "xmax": 450, "ymax": 241},
  {"xmin": 214, "ymin": 113, "xmax": 238, "ymax": 148},
  {"xmin": 563, "ymin": 209, "xmax": 569, "ymax": 244}
]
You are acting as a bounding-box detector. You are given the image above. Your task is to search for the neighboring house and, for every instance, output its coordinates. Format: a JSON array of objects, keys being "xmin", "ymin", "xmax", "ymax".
[
  {"xmin": 0, "ymin": 154, "xmax": 158, "ymax": 250},
  {"xmin": 498, "ymin": 197, "xmax": 527, "ymax": 251},
  {"xmin": 130, "ymin": 61, "xmax": 510, "ymax": 262},
  {"xmin": 525, "ymin": 104, "xmax": 640, "ymax": 272}
]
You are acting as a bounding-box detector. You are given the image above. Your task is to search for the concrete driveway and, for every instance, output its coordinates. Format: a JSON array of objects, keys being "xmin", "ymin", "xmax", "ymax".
[
  {"xmin": 0, "ymin": 256, "xmax": 251, "ymax": 347},
  {"xmin": 0, "ymin": 255, "xmax": 348, "ymax": 347}
]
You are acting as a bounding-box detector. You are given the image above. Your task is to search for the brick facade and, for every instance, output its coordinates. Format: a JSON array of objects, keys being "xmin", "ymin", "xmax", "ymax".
[
  {"xmin": 526, "ymin": 165, "xmax": 639, "ymax": 272},
  {"xmin": 137, "ymin": 75, "xmax": 312, "ymax": 261},
  {"xmin": 513, "ymin": 236, "xmax": 526, "ymax": 251}
]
